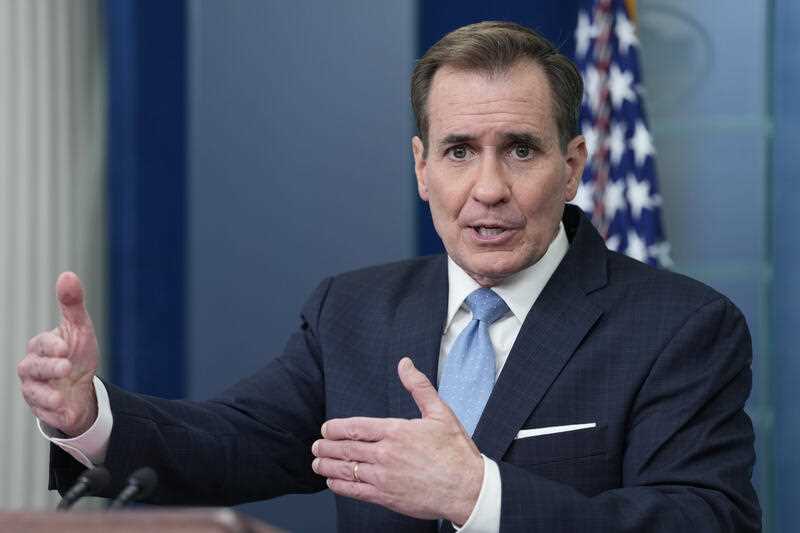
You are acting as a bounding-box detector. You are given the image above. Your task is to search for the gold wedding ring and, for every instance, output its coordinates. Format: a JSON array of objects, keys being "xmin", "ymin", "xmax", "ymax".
[{"xmin": 352, "ymin": 462, "xmax": 361, "ymax": 483}]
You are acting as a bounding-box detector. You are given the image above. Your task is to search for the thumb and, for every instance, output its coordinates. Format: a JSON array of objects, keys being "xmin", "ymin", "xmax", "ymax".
[
  {"xmin": 56, "ymin": 271, "xmax": 91, "ymax": 327},
  {"xmin": 398, "ymin": 357, "xmax": 448, "ymax": 420}
]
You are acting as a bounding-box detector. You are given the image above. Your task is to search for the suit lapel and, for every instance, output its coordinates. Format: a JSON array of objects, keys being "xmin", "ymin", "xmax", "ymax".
[
  {"xmin": 386, "ymin": 256, "xmax": 448, "ymax": 420},
  {"xmin": 472, "ymin": 207, "xmax": 607, "ymax": 460}
]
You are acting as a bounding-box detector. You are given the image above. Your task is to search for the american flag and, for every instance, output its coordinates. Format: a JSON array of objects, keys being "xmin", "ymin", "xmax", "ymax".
[{"xmin": 571, "ymin": 0, "xmax": 672, "ymax": 268}]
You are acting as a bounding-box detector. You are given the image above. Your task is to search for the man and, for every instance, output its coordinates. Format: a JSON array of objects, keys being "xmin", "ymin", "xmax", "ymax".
[{"xmin": 18, "ymin": 21, "xmax": 760, "ymax": 532}]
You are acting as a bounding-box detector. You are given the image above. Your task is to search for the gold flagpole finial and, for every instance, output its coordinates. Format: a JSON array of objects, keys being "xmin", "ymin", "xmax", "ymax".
[{"xmin": 625, "ymin": 0, "xmax": 637, "ymax": 23}]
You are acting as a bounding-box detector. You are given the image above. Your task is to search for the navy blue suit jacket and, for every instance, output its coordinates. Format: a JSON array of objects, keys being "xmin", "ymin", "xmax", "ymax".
[{"xmin": 50, "ymin": 205, "xmax": 761, "ymax": 531}]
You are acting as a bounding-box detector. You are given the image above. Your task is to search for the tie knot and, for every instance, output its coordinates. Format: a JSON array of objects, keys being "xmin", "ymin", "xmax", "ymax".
[{"xmin": 465, "ymin": 288, "xmax": 509, "ymax": 324}]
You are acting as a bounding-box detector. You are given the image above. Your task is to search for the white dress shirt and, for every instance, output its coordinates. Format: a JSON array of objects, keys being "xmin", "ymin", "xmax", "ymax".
[{"xmin": 39, "ymin": 223, "xmax": 569, "ymax": 533}]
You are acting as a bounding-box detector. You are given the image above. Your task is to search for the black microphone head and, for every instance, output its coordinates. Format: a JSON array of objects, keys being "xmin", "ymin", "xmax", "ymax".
[
  {"xmin": 80, "ymin": 466, "xmax": 111, "ymax": 494},
  {"xmin": 57, "ymin": 466, "xmax": 112, "ymax": 510},
  {"xmin": 128, "ymin": 467, "xmax": 158, "ymax": 500}
]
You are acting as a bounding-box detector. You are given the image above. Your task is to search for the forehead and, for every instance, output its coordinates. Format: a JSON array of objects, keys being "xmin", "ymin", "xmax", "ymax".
[{"xmin": 426, "ymin": 61, "xmax": 558, "ymax": 142}]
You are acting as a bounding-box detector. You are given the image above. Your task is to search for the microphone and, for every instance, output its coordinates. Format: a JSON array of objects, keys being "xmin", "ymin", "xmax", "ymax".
[
  {"xmin": 57, "ymin": 466, "xmax": 111, "ymax": 510},
  {"xmin": 108, "ymin": 467, "xmax": 158, "ymax": 509}
]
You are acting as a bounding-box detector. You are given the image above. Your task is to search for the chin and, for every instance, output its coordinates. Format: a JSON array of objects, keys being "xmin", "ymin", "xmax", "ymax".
[
  {"xmin": 466, "ymin": 249, "xmax": 545, "ymax": 284},
  {"xmin": 465, "ymin": 258, "xmax": 523, "ymax": 286}
]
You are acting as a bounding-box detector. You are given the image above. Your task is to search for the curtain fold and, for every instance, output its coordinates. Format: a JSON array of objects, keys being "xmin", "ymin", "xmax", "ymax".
[{"xmin": 0, "ymin": 0, "xmax": 106, "ymax": 509}]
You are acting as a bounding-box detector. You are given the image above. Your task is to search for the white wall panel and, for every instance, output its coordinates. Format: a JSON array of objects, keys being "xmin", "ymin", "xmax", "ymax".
[{"xmin": 0, "ymin": 0, "xmax": 105, "ymax": 509}]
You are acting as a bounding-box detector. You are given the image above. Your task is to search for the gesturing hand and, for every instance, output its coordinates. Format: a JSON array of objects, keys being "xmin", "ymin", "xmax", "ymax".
[
  {"xmin": 311, "ymin": 357, "xmax": 485, "ymax": 525},
  {"xmin": 17, "ymin": 272, "xmax": 100, "ymax": 436}
]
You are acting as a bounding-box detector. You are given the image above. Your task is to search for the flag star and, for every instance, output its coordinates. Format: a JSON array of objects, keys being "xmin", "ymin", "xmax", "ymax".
[
  {"xmin": 604, "ymin": 178, "xmax": 626, "ymax": 220},
  {"xmin": 626, "ymin": 174, "xmax": 652, "ymax": 219},
  {"xmin": 584, "ymin": 66, "xmax": 602, "ymax": 112},
  {"xmin": 608, "ymin": 64, "xmax": 636, "ymax": 109},
  {"xmin": 606, "ymin": 234, "xmax": 621, "ymax": 252},
  {"xmin": 648, "ymin": 241, "xmax": 674, "ymax": 269},
  {"xmin": 607, "ymin": 121, "xmax": 626, "ymax": 166},
  {"xmin": 582, "ymin": 120, "xmax": 599, "ymax": 161},
  {"xmin": 615, "ymin": 10, "xmax": 639, "ymax": 55},
  {"xmin": 571, "ymin": 180, "xmax": 595, "ymax": 214},
  {"xmin": 575, "ymin": 10, "xmax": 597, "ymax": 59},
  {"xmin": 626, "ymin": 230, "xmax": 648, "ymax": 263},
  {"xmin": 630, "ymin": 120, "xmax": 655, "ymax": 166}
]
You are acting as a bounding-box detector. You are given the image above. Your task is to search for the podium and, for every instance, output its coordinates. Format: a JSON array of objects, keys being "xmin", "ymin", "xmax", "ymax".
[{"xmin": 0, "ymin": 508, "xmax": 282, "ymax": 533}]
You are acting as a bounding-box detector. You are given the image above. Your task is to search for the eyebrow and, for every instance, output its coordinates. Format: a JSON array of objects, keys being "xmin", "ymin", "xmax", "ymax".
[
  {"xmin": 503, "ymin": 132, "xmax": 544, "ymax": 150},
  {"xmin": 438, "ymin": 133, "xmax": 475, "ymax": 148},
  {"xmin": 437, "ymin": 131, "xmax": 545, "ymax": 151}
]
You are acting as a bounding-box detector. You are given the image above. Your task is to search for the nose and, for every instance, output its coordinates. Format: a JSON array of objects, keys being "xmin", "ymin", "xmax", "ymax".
[{"xmin": 471, "ymin": 153, "xmax": 510, "ymax": 206}]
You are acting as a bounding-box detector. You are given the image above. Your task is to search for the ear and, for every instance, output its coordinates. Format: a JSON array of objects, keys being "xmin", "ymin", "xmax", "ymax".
[
  {"xmin": 412, "ymin": 136, "xmax": 429, "ymax": 202},
  {"xmin": 563, "ymin": 135, "xmax": 588, "ymax": 202}
]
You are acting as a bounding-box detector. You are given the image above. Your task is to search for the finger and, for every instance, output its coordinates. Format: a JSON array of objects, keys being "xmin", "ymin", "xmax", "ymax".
[
  {"xmin": 26, "ymin": 332, "xmax": 69, "ymax": 359},
  {"xmin": 312, "ymin": 457, "xmax": 362, "ymax": 482},
  {"xmin": 322, "ymin": 417, "xmax": 392, "ymax": 442},
  {"xmin": 21, "ymin": 381, "xmax": 64, "ymax": 411},
  {"xmin": 312, "ymin": 439, "xmax": 381, "ymax": 464},
  {"xmin": 313, "ymin": 458, "xmax": 381, "ymax": 488},
  {"xmin": 397, "ymin": 357, "xmax": 448, "ymax": 419},
  {"xmin": 17, "ymin": 356, "xmax": 71, "ymax": 381},
  {"xmin": 326, "ymin": 478, "xmax": 383, "ymax": 506},
  {"xmin": 56, "ymin": 271, "xmax": 91, "ymax": 327}
]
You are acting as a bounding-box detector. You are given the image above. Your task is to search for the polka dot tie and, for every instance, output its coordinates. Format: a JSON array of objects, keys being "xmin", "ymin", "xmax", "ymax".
[{"xmin": 439, "ymin": 288, "xmax": 509, "ymax": 436}]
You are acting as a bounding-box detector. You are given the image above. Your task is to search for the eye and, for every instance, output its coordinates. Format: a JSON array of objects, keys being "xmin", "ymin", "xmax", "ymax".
[
  {"xmin": 511, "ymin": 144, "xmax": 533, "ymax": 160},
  {"xmin": 446, "ymin": 145, "xmax": 472, "ymax": 161}
]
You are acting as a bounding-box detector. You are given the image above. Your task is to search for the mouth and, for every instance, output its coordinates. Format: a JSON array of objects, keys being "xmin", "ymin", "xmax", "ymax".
[{"xmin": 469, "ymin": 225, "xmax": 515, "ymax": 242}]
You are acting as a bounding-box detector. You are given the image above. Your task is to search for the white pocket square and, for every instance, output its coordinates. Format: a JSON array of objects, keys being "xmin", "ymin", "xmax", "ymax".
[{"xmin": 515, "ymin": 422, "xmax": 597, "ymax": 439}]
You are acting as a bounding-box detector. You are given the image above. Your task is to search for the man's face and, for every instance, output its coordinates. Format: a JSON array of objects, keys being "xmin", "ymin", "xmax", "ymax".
[{"xmin": 413, "ymin": 61, "xmax": 587, "ymax": 286}]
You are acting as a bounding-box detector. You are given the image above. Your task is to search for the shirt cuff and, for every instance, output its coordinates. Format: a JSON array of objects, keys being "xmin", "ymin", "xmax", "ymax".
[
  {"xmin": 454, "ymin": 455, "xmax": 502, "ymax": 533},
  {"xmin": 37, "ymin": 376, "xmax": 113, "ymax": 467}
]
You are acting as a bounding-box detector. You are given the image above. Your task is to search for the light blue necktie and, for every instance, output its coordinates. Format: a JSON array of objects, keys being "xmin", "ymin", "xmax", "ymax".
[{"xmin": 439, "ymin": 288, "xmax": 509, "ymax": 436}]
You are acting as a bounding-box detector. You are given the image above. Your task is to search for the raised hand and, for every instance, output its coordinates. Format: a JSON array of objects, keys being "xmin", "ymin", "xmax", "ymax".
[
  {"xmin": 311, "ymin": 357, "xmax": 485, "ymax": 525},
  {"xmin": 17, "ymin": 272, "xmax": 100, "ymax": 436}
]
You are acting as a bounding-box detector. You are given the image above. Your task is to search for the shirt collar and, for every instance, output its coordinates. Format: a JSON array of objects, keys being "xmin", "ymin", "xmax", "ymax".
[{"xmin": 444, "ymin": 222, "xmax": 569, "ymax": 332}]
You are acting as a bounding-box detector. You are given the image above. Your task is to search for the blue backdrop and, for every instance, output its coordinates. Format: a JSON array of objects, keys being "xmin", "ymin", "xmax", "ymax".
[
  {"xmin": 106, "ymin": 0, "xmax": 186, "ymax": 398},
  {"xmin": 771, "ymin": 1, "xmax": 800, "ymax": 530}
]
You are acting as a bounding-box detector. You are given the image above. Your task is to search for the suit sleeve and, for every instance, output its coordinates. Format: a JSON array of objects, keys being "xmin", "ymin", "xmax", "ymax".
[
  {"xmin": 497, "ymin": 297, "xmax": 761, "ymax": 532},
  {"xmin": 49, "ymin": 278, "xmax": 334, "ymax": 505}
]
